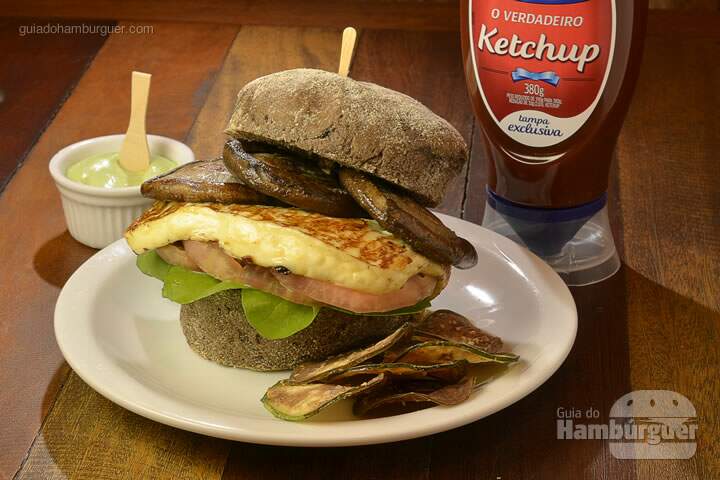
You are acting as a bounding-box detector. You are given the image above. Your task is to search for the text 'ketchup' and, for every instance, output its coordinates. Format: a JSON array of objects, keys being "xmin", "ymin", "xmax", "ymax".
[{"xmin": 461, "ymin": 0, "xmax": 648, "ymax": 208}]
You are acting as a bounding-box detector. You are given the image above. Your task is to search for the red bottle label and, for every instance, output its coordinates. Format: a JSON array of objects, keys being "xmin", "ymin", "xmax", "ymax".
[{"xmin": 468, "ymin": 0, "xmax": 616, "ymax": 159}]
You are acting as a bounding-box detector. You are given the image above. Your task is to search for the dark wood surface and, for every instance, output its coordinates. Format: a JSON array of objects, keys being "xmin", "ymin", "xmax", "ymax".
[
  {"xmin": 0, "ymin": 19, "xmax": 110, "ymax": 190},
  {"xmin": 0, "ymin": 0, "xmax": 715, "ymax": 34},
  {"xmin": 1, "ymin": 9, "xmax": 718, "ymax": 480},
  {"xmin": 0, "ymin": 1, "xmax": 461, "ymax": 31}
]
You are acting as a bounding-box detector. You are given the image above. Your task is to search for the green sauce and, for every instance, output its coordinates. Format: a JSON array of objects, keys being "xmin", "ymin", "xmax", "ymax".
[{"xmin": 66, "ymin": 152, "xmax": 176, "ymax": 188}]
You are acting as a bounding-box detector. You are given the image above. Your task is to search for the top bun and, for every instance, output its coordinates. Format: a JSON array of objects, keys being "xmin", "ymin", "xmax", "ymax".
[{"xmin": 225, "ymin": 69, "xmax": 468, "ymax": 207}]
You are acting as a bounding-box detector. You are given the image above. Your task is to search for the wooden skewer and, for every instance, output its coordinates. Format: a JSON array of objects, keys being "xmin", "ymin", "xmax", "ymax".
[
  {"xmin": 338, "ymin": 27, "xmax": 357, "ymax": 77},
  {"xmin": 119, "ymin": 71, "xmax": 152, "ymax": 172}
]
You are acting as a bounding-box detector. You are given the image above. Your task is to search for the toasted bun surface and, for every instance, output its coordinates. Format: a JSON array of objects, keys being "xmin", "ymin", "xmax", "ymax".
[
  {"xmin": 179, "ymin": 290, "xmax": 417, "ymax": 371},
  {"xmin": 225, "ymin": 68, "xmax": 468, "ymax": 207}
]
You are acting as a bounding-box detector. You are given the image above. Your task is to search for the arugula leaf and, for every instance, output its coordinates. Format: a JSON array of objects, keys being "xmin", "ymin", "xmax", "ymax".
[{"xmin": 241, "ymin": 289, "xmax": 320, "ymax": 340}]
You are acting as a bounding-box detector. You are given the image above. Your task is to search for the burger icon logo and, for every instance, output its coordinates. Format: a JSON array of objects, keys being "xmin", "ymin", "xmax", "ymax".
[
  {"xmin": 609, "ymin": 390, "xmax": 697, "ymax": 459},
  {"xmin": 557, "ymin": 390, "xmax": 698, "ymax": 459}
]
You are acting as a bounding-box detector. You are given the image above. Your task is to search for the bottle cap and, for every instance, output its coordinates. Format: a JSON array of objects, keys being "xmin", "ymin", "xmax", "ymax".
[{"xmin": 482, "ymin": 189, "xmax": 620, "ymax": 286}]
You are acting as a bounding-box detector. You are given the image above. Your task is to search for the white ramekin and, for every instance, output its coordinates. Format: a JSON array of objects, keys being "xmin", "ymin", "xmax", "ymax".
[{"xmin": 49, "ymin": 134, "xmax": 195, "ymax": 249}]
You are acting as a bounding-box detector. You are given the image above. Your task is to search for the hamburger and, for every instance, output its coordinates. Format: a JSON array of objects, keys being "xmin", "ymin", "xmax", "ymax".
[{"xmin": 124, "ymin": 68, "xmax": 476, "ymax": 371}]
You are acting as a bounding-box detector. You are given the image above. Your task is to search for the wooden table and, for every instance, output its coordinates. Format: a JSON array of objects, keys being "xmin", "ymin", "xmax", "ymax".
[{"xmin": 1, "ymin": 9, "xmax": 718, "ymax": 480}]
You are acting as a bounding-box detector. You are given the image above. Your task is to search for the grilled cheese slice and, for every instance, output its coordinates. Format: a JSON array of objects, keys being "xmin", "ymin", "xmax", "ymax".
[{"xmin": 125, "ymin": 202, "xmax": 446, "ymax": 294}]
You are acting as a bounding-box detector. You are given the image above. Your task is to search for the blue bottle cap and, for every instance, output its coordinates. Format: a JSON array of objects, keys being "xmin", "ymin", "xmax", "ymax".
[{"xmin": 486, "ymin": 189, "xmax": 608, "ymax": 256}]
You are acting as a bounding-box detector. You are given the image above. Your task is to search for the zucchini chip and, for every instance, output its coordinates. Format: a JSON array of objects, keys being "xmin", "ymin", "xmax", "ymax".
[
  {"xmin": 392, "ymin": 341, "xmax": 519, "ymax": 365},
  {"xmin": 354, "ymin": 376, "xmax": 476, "ymax": 416},
  {"xmin": 141, "ymin": 158, "xmax": 276, "ymax": 205},
  {"xmin": 263, "ymin": 374, "xmax": 385, "ymax": 421},
  {"xmin": 223, "ymin": 139, "xmax": 364, "ymax": 218},
  {"xmin": 289, "ymin": 323, "xmax": 414, "ymax": 384},
  {"xmin": 414, "ymin": 310, "xmax": 504, "ymax": 353},
  {"xmin": 338, "ymin": 168, "xmax": 478, "ymax": 268},
  {"xmin": 326, "ymin": 361, "xmax": 468, "ymax": 384}
]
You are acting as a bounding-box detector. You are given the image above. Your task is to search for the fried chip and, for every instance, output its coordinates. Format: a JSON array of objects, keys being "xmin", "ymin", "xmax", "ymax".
[
  {"xmin": 394, "ymin": 341, "xmax": 519, "ymax": 365},
  {"xmin": 289, "ymin": 323, "xmax": 413, "ymax": 384},
  {"xmin": 415, "ymin": 310, "xmax": 503, "ymax": 352},
  {"xmin": 262, "ymin": 374, "xmax": 386, "ymax": 421},
  {"xmin": 263, "ymin": 311, "xmax": 519, "ymax": 421},
  {"xmin": 354, "ymin": 376, "xmax": 476, "ymax": 416},
  {"xmin": 326, "ymin": 361, "xmax": 468, "ymax": 384},
  {"xmin": 380, "ymin": 338, "xmax": 416, "ymax": 363}
]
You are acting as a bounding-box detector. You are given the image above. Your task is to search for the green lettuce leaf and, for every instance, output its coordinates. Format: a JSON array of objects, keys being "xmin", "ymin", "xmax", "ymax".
[
  {"xmin": 135, "ymin": 250, "xmax": 431, "ymax": 339},
  {"xmin": 136, "ymin": 250, "xmax": 172, "ymax": 280},
  {"xmin": 241, "ymin": 289, "xmax": 320, "ymax": 340},
  {"xmin": 162, "ymin": 267, "xmax": 245, "ymax": 304},
  {"xmin": 137, "ymin": 251, "xmax": 244, "ymax": 304}
]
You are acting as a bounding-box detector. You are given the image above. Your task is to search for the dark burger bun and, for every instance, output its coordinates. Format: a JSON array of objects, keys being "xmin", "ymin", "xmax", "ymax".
[
  {"xmin": 224, "ymin": 68, "xmax": 468, "ymax": 207},
  {"xmin": 179, "ymin": 290, "xmax": 419, "ymax": 371}
]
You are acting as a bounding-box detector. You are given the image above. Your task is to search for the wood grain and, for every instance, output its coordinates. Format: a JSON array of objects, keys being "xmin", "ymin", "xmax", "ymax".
[
  {"xmin": 618, "ymin": 16, "xmax": 720, "ymax": 312},
  {"xmin": 0, "ymin": 19, "xmax": 110, "ymax": 191},
  {"xmin": 623, "ymin": 270, "xmax": 717, "ymax": 479},
  {"xmin": 618, "ymin": 16, "xmax": 720, "ymax": 479},
  {"xmin": 0, "ymin": 0, "xmax": 716, "ymax": 35},
  {"xmin": 0, "ymin": 1, "xmax": 460, "ymax": 31},
  {"xmin": 16, "ymin": 374, "xmax": 228, "ymax": 480},
  {"xmin": 1, "ymin": 21, "xmax": 237, "ymax": 479},
  {"xmin": 462, "ymin": 127, "xmax": 489, "ymax": 224},
  {"xmin": 650, "ymin": 0, "xmax": 719, "ymax": 9},
  {"xmin": 223, "ymin": 439, "xmax": 434, "ymax": 480},
  {"xmin": 646, "ymin": 10, "xmax": 720, "ymax": 38}
]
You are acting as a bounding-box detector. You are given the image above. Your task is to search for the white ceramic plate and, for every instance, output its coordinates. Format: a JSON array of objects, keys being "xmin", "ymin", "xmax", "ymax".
[{"xmin": 54, "ymin": 214, "xmax": 577, "ymax": 446}]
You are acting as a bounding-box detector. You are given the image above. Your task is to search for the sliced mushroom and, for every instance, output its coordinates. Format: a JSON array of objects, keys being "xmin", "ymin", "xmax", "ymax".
[
  {"xmin": 338, "ymin": 168, "xmax": 477, "ymax": 268},
  {"xmin": 141, "ymin": 158, "xmax": 275, "ymax": 204},
  {"xmin": 223, "ymin": 139, "xmax": 365, "ymax": 218}
]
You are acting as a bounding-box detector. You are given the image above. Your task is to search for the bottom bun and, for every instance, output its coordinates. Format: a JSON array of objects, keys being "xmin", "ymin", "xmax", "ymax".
[{"xmin": 179, "ymin": 290, "xmax": 418, "ymax": 371}]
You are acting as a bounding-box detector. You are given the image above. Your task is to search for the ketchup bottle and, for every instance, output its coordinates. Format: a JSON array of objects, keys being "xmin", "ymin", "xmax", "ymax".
[{"xmin": 461, "ymin": 0, "xmax": 648, "ymax": 285}]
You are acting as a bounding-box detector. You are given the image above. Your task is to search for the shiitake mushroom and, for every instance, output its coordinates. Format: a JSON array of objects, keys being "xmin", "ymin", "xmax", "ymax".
[
  {"xmin": 223, "ymin": 139, "xmax": 365, "ymax": 218},
  {"xmin": 339, "ymin": 168, "xmax": 478, "ymax": 269},
  {"xmin": 141, "ymin": 158, "xmax": 275, "ymax": 205}
]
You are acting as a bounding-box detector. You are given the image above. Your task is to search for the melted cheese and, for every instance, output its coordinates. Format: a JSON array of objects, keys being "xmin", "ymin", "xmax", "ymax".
[{"xmin": 125, "ymin": 202, "xmax": 446, "ymax": 294}]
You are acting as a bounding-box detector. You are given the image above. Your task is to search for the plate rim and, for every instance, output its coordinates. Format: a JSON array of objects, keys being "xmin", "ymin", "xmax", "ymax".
[{"xmin": 54, "ymin": 213, "xmax": 577, "ymax": 446}]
